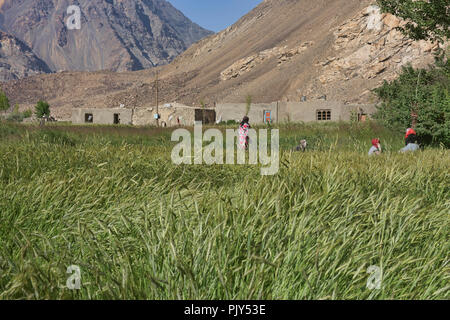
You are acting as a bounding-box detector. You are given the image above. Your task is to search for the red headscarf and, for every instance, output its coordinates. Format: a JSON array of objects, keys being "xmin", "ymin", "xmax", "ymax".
[
  {"xmin": 372, "ymin": 138, "xmax": 380, "ymax": 147},
  {"xmin": 405, "ymin": 128, "xmax": 416, "ymax": 139}
]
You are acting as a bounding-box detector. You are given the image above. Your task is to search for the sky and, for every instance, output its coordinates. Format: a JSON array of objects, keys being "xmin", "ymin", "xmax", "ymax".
[{"xmin": 167, "ymin": 0, "xmax": 263, "ymax": 32}]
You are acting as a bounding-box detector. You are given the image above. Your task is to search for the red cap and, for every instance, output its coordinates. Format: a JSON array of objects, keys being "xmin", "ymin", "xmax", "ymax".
[{"xmin": 405, "ymin": 128, "xmax": 416, "ymax": 138}]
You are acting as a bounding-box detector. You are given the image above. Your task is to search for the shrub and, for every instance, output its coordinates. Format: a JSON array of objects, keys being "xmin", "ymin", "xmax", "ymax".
[
  {"xmin": 6, "ymin": 112, "xmax": 25, "ymax": 122},
  {"xmin": 226, "ymin": 120, "xmax": 238, "ymax": 125},
  {"xmin": 22, "ymin": 110, "xmax": 32, "ymax": 118},
  {"xmin": 5, "ymin": 105, "xmax": 33, "ymax": 123}
]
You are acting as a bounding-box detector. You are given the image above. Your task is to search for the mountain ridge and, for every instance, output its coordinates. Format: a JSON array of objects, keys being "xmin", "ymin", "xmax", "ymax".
[
  {"xmin": 0, "ymin": 30, "xmax": 52, "ymax": 82},
  {"xmin": 0, "ymin": 0, "xmax": 213, "ymax": 73}
]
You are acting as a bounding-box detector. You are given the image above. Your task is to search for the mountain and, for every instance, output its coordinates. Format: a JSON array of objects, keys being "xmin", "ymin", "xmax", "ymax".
[
  {"xmin": 0, "ymin": 0, "xmax": 444, "ymax": 120},
  {"xmin": 0, "ymin": 31, "xmax": 51, "ymax": 81},
  {"xmin": 162, "ymin": 0, "xmax": 441, "ymax": 104},
  {"xmin": 0, "ymin": 0, "xmax": 213, "ymax": 72}
]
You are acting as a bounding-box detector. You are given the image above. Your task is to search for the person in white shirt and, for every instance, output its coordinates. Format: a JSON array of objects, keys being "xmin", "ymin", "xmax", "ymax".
[
  {"xmin": 368, "ymin": 138, "xmax": 382, "ymax": 156},
  {"xmin": 400, "ymin": 128, "xmax": 420, "ymax": 153}
]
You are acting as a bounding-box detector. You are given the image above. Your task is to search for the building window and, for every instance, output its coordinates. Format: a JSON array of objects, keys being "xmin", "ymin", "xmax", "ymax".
[
  {"xmin": 114, "ymin": 113, "xmax": 120, "ymax": 124},
  {"xmin": 358, "ymin": 113, "xmax": 367, "ymax": 122},
  {"xmin": 85, "ymin": 113, "xmax": 93, "ymax": 123},
  {"xmin": 194, "ymin": 109, "xmax": 216, "ymax": 124},
  {"xmin": 316, "ymin": 109, "xmax": 331, "ymax": 121}
]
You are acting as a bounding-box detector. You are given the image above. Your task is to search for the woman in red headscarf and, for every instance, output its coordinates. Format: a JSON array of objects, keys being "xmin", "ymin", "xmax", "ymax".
[
  {"xmin": 368, "ymin": 138, "xmax": 382, "ymax": 156},
  {"xmin": 405, "ymin": 128, "xmax": 417, "ymax": 145},
  {"xmin": 400, "ymin": 128, "xmax": 420, "ymax": 153}
]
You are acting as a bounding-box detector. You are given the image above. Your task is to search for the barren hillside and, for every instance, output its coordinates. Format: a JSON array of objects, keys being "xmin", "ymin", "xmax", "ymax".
[{"xmin": 1, "ymin": 0, "xmax": 443, "ymax": 120}]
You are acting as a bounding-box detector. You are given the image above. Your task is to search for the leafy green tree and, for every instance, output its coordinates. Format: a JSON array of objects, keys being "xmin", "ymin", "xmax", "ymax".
[
  {"xmin": 0, "ymin": 89, "xmax": 10, "ymax": 116},
  {"xmin": 377, "ymin": 0, "xmax": 449, "ymax": 44},
  {"xmin": 373, "ymin": 60, "xmax": 450, "ymax": 147},
  {"xmin": 35, "ymin": 100, "xmax": 50, "ymax": 118}
]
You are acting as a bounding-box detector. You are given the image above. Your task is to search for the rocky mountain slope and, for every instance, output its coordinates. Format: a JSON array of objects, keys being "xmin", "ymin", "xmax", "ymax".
[
  {"xmin": 162, "ymin": 0, "xmax": 441, "ymax": 104},
  {"xmin": 0, "ymin": 0, "xmax": 213, "ymax": 72},
  {"xmin": 0, "ymin": 31, "xmax": 51, "ymax": 81},
  {"xmin": 1, "ymin": 0, "xmax": 445, "ymax": 120}
]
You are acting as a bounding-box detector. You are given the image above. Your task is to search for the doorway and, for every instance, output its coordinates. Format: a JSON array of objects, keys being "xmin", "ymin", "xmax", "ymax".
[{"xmin": 114, "ymin": 114, "xmax": 120, "ymax": 124}]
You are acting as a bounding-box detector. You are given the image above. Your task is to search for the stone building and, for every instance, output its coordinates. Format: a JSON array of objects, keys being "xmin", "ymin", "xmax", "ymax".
[
  {"xmin": 215, "ymin": 101, "xmax": 377, "ymax": 124},
  {"xmin": 71, "ymin": 108, "xmax": 133, "ymax": 125},
  {"xmin": 132, "ymin": 103, "xmax": 215, "ymax": 127},
  {"xmin": 72, "ymin": 100, "xmax": 376, "ymax": 126},
  {"xmin": 71, "ymin": 103, "xmax": 216, "ymax": 126}
]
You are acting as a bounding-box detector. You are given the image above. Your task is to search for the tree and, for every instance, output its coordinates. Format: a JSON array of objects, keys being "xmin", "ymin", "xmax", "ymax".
[
  {"xmin": 0, "ymin": 89, "xmax": 10, "ymax": 116},
  {"xmin": 373, "ymin": 60, "xmax": 450, "ymax": 147},
  {"xmin": 374, "ymin": 1, "xmax": 449, "ymax": 146},
  {"xmin": 377, "ymin": 0, "xmax": 449, "ymax": 44},
  {"xmin": 35, "ymin": 100, "xmax": 50, "ymax": 118}
]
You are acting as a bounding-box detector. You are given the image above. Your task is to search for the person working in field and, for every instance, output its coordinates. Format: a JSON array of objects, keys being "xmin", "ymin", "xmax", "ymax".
[
  {"xmin": 400, "ymin": 128, "xmax": 420, "ymax": 153},
  {"xmin": 368, "ymin": 138, "xmax": 382, "ymax": 156},
  {"xmin": 239, "ymin": 116, "xmax": 251, "ymax": 150},
  {"xmin": 295, "ymin": 139, "xmax": 308, "ymax": 152}
]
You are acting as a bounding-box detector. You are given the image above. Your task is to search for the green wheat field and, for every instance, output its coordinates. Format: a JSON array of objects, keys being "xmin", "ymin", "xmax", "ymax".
[{"xmin": 0, "ymin": 122, "xmax": 448, "ymax": 299}]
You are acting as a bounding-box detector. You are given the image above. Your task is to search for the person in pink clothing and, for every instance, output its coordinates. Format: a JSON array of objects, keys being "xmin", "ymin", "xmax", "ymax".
[{"xmin": 239, "ymin": 116, "xmax": 251, "ymax": 150}]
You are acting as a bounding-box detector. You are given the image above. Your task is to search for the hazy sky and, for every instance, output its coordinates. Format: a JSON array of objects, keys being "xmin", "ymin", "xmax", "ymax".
[{"xmin": 167, "ymin": 0, "xmax": 263, "ymax": 32}]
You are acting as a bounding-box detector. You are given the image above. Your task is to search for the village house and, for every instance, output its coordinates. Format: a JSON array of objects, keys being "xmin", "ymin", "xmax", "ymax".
[
  {"xmin": 71, "ymin": 101, "xmax": 376, "ymax": 126},
  {"xmin": 71, "ymin": 103, "xmax": 216, "ymax": 127},
  {"xmin": 215, "ymin": 101, "xmax": 377, "ymax": 124}
]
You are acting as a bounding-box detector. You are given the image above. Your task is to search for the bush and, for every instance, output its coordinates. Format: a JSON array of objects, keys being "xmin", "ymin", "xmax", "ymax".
[
  {"xmin": 35, "ymin": 100, "xmax": 50, "ymax": 118},
  {"xmin": 6, "ymin": 112, "xmax": 25, "ymax": 122},
  {"xmin": 5, "ymin": 105, "xmax": 33, "ymax": 123},
  {"xmin": 22, "ymin": 110, "xmax": 32, "ymax": 118},
  {"xmin": 373, "ymin": 59, "xmax": 449, "ymax": 147}
]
